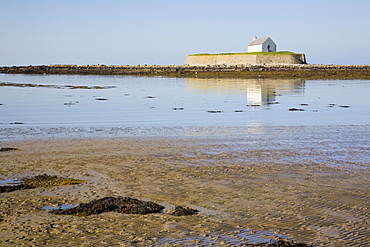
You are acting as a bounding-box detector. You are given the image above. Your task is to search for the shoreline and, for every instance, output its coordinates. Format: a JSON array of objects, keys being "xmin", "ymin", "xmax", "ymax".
[
  {"xmin": 1, "ymin": 64, "xmax": 370, "ymax": 79},
  {"xmin": 2, "ymin": 124, "xmax": 370, "ymax": 142},
  {"xmin": 1, "ymin": 126, "xmax": 369, "ymax": 246}
]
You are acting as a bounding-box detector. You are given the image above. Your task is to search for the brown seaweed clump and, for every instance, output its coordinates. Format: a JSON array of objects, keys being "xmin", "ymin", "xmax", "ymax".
[
  {"xmin": 22, "ymin": 174, "xmax": 85, "ymax": 188},
  {"xmin": 0, "ymin": 174, "xmax": 85, "ymax": 193},
  {"xmin": 51, "ymin": 197, "xmax": 165, "ymax": 216},
  {"xmin": 0, "ymin": 147, "xmax": 19, "ymax": 152},
  {"xmin": 266, "ymin": 239, "xmax": 314, "ymax": 247},
  {"xmin": 170, "ymin": 206, "xmax": 199, "ymax": 216},
  {"xmin": 0, "ymin": 184, "xmax": 33, "ymax": 193},
  {"xmin": 243, "ymin": 239, "xmax": 313, "ymax": 247}
]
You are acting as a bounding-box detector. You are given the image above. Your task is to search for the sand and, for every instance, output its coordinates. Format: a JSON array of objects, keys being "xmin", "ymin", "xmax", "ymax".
[{"xmin": 0, "ymin": 125, "xmax": 369, "ymax": 246}]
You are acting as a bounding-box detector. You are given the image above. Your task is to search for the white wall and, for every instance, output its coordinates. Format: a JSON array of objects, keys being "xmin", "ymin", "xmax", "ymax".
[{"xmin": 248, "ymin": 44, "xmax": 262, "ymax": 52}]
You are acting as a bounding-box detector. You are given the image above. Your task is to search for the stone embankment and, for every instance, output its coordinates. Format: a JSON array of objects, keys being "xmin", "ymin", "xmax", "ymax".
[
  {"xmin": 1, "ymin": 64, "xmax": 370, "ymax": 79},
  {"xmin": 186, "ymin": 53, "xmax": 307, "ymax": 66}
]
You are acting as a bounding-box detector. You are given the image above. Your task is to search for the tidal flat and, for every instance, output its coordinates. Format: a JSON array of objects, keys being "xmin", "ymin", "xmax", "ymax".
[{"xmin": 0, "ymin": 125, "xmax": 369, "ymax": 246}]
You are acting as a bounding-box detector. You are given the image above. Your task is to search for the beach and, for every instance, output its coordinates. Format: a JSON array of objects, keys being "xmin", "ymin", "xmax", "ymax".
[
  {"xmin": 1, "ymin": 125, "xmax": 369, "ymax": 246},
  {"xmin": 2, "ymin": 1, "xmax": 370, "ymax": 245}
]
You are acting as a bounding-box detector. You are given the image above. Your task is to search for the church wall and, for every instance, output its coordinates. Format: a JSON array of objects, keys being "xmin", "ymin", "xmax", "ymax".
[
  {"xmin": 261, "ymin": 39, "xmax": 277, "ymax": 52},
  {"xmin": 247, "ymin": 44, "xmax": 262, "ymax": 53}
]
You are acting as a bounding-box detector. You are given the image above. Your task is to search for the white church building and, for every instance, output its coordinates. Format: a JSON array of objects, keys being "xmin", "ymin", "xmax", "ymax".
[{"xmin": 247, "ymin": 37, "xmax": 277, "ymax": 53}]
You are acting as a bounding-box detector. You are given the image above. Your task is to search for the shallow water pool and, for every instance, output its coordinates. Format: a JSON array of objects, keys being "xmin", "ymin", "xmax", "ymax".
[{"xmin": 0, "ymin": 74, "xmax": 369, "ymax": 128}]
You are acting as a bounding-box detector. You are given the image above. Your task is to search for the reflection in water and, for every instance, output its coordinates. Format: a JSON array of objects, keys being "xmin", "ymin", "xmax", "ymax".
[
  {"xmin": 186, "ymin": 78, "xmax": 305, "ymax": 105},
  {"xmin": 0, "ymin": 178, "xmax": 24, "ymax": 186},
  {"xmin": 1, "ymin": 73, "xmax": 368, "ymax": 127}
]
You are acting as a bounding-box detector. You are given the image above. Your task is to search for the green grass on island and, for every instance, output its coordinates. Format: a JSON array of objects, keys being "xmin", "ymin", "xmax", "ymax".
[{"xmin": 189, "ymin": 51, "xmax": 304, "ymax": 56}]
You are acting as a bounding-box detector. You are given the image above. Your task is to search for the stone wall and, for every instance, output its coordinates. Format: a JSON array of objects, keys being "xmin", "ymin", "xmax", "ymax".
[{"xmin": 186, "ymin": 54, "xmax": 306, "ymax": 66}]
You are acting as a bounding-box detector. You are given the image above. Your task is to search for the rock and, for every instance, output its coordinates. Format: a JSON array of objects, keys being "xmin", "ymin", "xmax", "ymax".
[
  {"xmin": 207, "ymin": 110, "xmax": 224, "ymax": 113},
  {"xmin": 288, "ymin": 108, "xmax": 304, "ymax": 111},
  {"xmin": 170, "ymin": 206, "xmax": 199, "ymax": 216}
]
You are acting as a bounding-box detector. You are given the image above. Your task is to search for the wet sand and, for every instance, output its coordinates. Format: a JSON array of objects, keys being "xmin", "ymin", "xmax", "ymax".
[{"xmin": 0, "ymin": 126, "xmax": 369, "ymax": 246}]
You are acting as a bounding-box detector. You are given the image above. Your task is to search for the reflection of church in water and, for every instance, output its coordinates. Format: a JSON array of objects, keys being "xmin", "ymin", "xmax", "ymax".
[{"xmin": 186, "ymin": 78, "xmax": 305, "ymax": 105}]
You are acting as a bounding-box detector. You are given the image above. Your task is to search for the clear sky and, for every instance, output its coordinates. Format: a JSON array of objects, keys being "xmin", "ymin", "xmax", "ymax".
[{"xmin": 1, "ymin": 0, "xmax": 369, "ymax": 66}]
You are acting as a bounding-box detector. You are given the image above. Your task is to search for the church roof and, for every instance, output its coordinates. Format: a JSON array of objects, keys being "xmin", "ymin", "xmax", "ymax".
[{"xmin": 248, "ymin": 37, "xmax": 271, "ymax": 46}]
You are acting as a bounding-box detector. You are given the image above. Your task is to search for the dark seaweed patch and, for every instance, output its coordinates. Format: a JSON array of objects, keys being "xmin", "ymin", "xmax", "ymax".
[
  {"xmin": 235, "ymin": 239, "xmax": 313, "ymax": 246},
  {"xmin": 170, "ymin": 206, "xmax": 199, "ymax": 216},
  {"xmin": 51, "ymin": 196, "xmax": 164, "ymax": 216},
  {"xmin": 2, "ymin": 64, "xmax": 370, "ymax": 80},
  {"xmin": 23, "ymin": 174, "xmax": 85, "ymax": 188},
  {"xmin": 63, "ymin": 101, "xmax": 78, "ymax": 106},
  {"xmin": 0, "ymin": 184, "xmax": 33, "ymax": 193},
  {"xmin": 0, "ymin": 82, "xmax": 115, "ymax": 90},
  {"xmin": 0, "ymin": 174, "xmax": 85, "ymax": 193},
  {"xmin": 265, "ymin": 239, "xmax": 314, "ymax": 247},
  {"xmin": 207, "ymin": 110, "xmax": 224, "ymax": 113},
  {"xmin": 0, "ymin": 147, "xmax": 19, "ymax": 152}
]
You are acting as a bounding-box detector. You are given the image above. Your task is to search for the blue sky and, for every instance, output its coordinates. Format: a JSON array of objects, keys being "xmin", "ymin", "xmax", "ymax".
[{"xmin": 1, "ymin": 0, "xmax": 369, "ymax": 66}]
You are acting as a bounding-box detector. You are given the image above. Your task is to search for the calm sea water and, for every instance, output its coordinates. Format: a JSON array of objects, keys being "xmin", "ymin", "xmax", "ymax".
[{"xmin": 0, "ymin": 73, "xmax": 369, "ymax": 128}]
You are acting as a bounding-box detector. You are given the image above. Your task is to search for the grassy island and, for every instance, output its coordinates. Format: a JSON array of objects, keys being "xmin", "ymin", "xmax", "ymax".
[{"xmin": 189, "ymin": 51, "xmax": 304, "ymax": 56}]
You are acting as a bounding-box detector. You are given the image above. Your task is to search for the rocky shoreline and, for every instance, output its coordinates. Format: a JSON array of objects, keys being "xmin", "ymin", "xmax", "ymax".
[{"xmin": 1, "ymin": 64, "xmax": 370, "ymax": 79}]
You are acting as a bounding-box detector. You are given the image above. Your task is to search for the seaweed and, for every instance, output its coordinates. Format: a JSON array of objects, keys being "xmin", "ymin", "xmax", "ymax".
[
  {"xmin": 288, "ymin": 108, "xmax": 304, "ymax": 111},
  {"xmin": 170, "ymin": 206, "xmax": 199, "ymax": 216},
  {"xmin": 243, "ymin": 239, "xmax": 314, "ymax": 247},
  {"xmin": 0, "ymin": 147, "xmax": 19, "ymax": 152},
  {"xmin": 23, "ymin": 174, "xmax": 85, "ymax": 188},
  {"xmin": 266, "ymin": 239, "xmax": 314, "ymax": 247},
  {"xmin": 207, "ymin": 110, "xmax": 224, "ymax": 113},
  {"xmin": 0, "ymin": 82, "xmax": 116, "ymax": 90},
  {"xmin": 0, "ymin": 184, "xmax": 33, "ymax": 193},
  {"xmin": 2, "ymin": 65, "xmax": 370, "ymax": 80},
  {"xmin": 51, "ymin": 196, "xmax": 164, "ymax": 216},
  {"xmin": 0, "ymin": 174, "xmax": 85, "ymax": 193}
]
